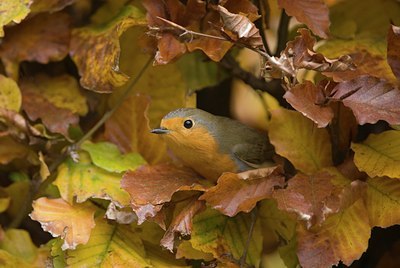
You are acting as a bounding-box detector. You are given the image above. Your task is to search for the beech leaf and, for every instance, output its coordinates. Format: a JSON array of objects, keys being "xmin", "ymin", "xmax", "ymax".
[
  {"xmin": 331, "ymin": 75, "xmax": 400, "ymax": 125},
  {"xmin": 278, "ymin": 0, "xmax": 330, "ymax": 39},
  {"xmin": 121, "ymin": 163, "xmax": 206, "ymax": 224},
  {"xmin": 199, "ymin": 166, "xmax": 285, "ymax": 217},
  {"xmin": 284, "ymin": 80, "xmax": 334, "ymax": 128},
  {"xmin": 0, "ymin": 229, "xmax": 38, "ymax": 264},
  {"xmin": 30, "ymin": 197, "xmax": 96, "ymax": 250},
  {"xmin": 352, "ymin": 130, "xmax": 400, "ymax": 179},
  {"xmin": 268, "ymin": 108, "xmax": 332, "ymax": 174},
  {"xmin": 387, "ymin": 24, "xmax": 400, "ymax": 80}
]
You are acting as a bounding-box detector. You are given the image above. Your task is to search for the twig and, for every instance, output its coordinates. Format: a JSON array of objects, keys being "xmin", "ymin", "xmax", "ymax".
[
  {"xmin": 253, "ymin": 0, "xmax": 272, "ymax": 55},
  {"xmin": 240, "ymin": 207, "xmax": 258, "ymax": 268},
  {"xmin": 275, "ymin": 10, "xmax": 291, "ymax": 56}
]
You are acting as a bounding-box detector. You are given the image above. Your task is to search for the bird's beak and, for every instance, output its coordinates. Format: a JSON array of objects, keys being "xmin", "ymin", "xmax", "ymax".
[{"xmin": 151, "ymin": 127, "xmax": 170, "ymax": 134}]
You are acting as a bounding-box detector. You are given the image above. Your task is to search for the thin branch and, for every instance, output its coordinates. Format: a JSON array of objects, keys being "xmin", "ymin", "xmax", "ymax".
[
  {"xmin": 275, "ymin": 10, "xmax": 291, "ymax": 56},
  {"xmin": 253, "ymin": 0, "xmax": 272, "ymax": 55}
]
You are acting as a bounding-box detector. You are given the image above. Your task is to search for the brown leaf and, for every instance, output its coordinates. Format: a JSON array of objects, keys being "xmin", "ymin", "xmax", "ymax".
[
  {"xmin": 121, "ymin": 163, "xmax": 206, "ymax": 224},
  {"xmin": 200, "ymin": 166, "xmax": 285, "ymax": 217},
  {"xmin": 387, "ymin": 24, "xmax": 400, "ymax": 80},
  {"xmin": 330, "ymin": 75, "xmax": 400, "ymax": 125},
  {"xmin": 160, "ymin": 199, "xmax": 206, "ymax": 252},
  {"xmin": 104, "ymin": 93, "xmax": 168, "ymax": 164},
  {"xmin": 278, "ymin": 0, "xmax": 330, "ymax": 39},
  {"xmin": 30, "ymin": 0, "xmax": 75, "ymax": 13},
  {"xmin": 284, "ymin": 80, "xmax": 334, "ymax": 128},
  {"xmin": 217, "ymin": 5, "xmax": 264, "ymax": 49},
  {"xmin": 0, "ymin": 12, "xmax": 71, "ymax": 80}
]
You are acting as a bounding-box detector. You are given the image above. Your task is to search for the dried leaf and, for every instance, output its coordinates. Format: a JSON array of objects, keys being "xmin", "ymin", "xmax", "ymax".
[
  {"xmin": 284, "ymin": 81, "xmax": 334, "ymax": 128},
  {"xmin": 331, "ymin": 75, "xmax": 400, "ymax": 125},
  {"xmin": 66, "ymin": 216, "xmax": 152, "ymax": 267},
  {"xmin": 0, "ymin": 75, "xmax": 21, "ymax": 112},
  {"xmin": 81, "ymin": 141, "xmax": 146, "ymax": 173},
  {"xmin": 387, "ymin": 24, "xmax": 400, "ymax": 80},
  {"xmin": 0, "ymin": 0, "xmax": 30, "ymax": 37},
  {"xmin": 0, "ymin": 12, "xmax": 71, "ymax": 79},
  {"xmin": 53, "ymin": 153, "xmax": 131, "ymax": 206},
  {"xmin": 70, "ymin": 5, "xmax": 146, "ymax": 92},
  {"xmin": 268, "ymin": 108, "xmax": 332, "ymax": 174},
  {"xmin": 121, "ymin": 163, "xmax": 205, "ymax": 224},
  {"xmin": 352, "ymin": 130, "xmax": 400, "ymax": 179},
  {"xmin": 282, "ymin": 29, "xmax": 354, "ymax": 72},
  {"xmin": 161, "ymin": 199, "xmax": 205, "ymax": 252},
  {"xmin": 365, "ymin": 177, "xmax": 400, "ymax": 228},
  {"xmin": 278, "ymin": 0, "xmax": 330, "ymax": 38},
  {"xmin": 30, "ymin": 197, "xmax": 96, "ymax": 250},
  {"xmin": 200, "ymin": 166, "xmax": 285, "ymax": 217},
  {"xmin": 217, "ymin": 5, "xmax": 264, "ymax": 49},
  {"xmin": 297, "ymin": 199, "xmax": 370, "ymax": 268}
]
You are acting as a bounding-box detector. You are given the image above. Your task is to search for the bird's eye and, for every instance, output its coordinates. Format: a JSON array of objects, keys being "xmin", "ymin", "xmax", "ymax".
[{"xmin": 183, "ymin": 119, "xmax": 193, "ymax": 129}]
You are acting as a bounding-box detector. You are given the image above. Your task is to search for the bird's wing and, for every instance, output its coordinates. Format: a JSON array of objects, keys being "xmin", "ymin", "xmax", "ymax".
[{"xmin": 232, "ymin": 142, "xmax": 274, "ymax": 169}]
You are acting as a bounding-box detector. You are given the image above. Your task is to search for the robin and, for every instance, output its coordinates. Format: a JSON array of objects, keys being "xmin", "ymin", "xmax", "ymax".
[{"xmin": 151, "ymin": 108, "xmax": 274, "ymax": 182}]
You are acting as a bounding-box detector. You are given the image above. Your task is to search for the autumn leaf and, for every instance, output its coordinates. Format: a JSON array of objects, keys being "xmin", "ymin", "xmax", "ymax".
[
  {"xmin": 387, "ymin": 24, "xmax": 400, "ymax": 80},
  {"xmin": 278, "ymin": 0, "xmax": 330, "ymax": 38},
  {"xmin": 268, "ymin": 108, "xmax": 332, "ymax": 174},
  {"xmin": 0, "ymin": 0, "xmax": 30, "ymax": 37},
  {"xmin": 121, "ymin": 163, "xmax": 205, "ymax": 224},
  {"xmin": 53, "ymin": 152, "xmax": 131, "ymax": 206},
  {"xmin": 0, "ymin": 75, "xmax": 21, "ymax": 112},
  {"xmin": 199, "ymin": 166, "xmax": 285, "ymax": 217},
  {"xmin": 191, "ymin": 208, "xmax": 262, "ymax": 266},
  {"xmin": 0, "ymin": 136, "xmax": 32, "ymax": 165},
  {"xmin": 0, "ymin": 12, "xmax": 71, "ymax": 80},
  {"xmin": 0, "ymin": 188, "xmax": 10, "ymax": 213},
  {"xmin": 70, "ymin": 5, "xmax": 146, "ymax": 92},
  {"xmin": 296, "ymin": 199, "xmax": 370, "ymax": 268},
  {"xmin": 81, "ymin": 141, "xmax": 146, "ymax": 173},
  {"xmin": 30, "ymin": 197, "xmax": 96, "ymax": 250},
  {"xmin": 283, "ymin": 80, "xmax": 334, "ymax": 128},
  {"xmin": 352, "ymin": 130, "xmax": 400, "ymax": 179},
  {"xmin": 65, "ymin": 216, "xmax": 152, "ymax": 267},
  {"xmin": 30, "ymin": 0, "xmax": 75, "ymax": 13},
  {"xmin": 331, "ymin": 75, "xmax": 400, "ymax": 125}
]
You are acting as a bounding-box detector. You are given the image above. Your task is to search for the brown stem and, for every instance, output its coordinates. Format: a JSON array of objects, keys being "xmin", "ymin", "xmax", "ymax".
[{"xmin": 275, "ymin": 10, "xmax": 291, "ymax": 56}]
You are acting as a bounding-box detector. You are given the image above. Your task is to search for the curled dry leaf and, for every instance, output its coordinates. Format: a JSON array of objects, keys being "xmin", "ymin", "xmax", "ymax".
[
  {"xmin": 30, "ymin": 197, "xmax": 96, "ymax": 250},
  {"xmin": 121, "ymin": 163, "xmax": 206, "ymax": 224},
  {"xmin": 160, "ymin": 199, "xmax": 206, "ymax": 252},
  {"xmin": 284, "ymin": 80, "xmax": 335, "ymax": 128},
  {"xmin": 330, "ymin": 75, "xmax": 400, "ymax": 125},
  {"xmin": 280, "ymin": 29, "xmax": 355, "ymax": 73},
  {"xmin": 0, "ymin": 12, "xmax": 71, "ymax": 79},
  {"xmin": 278, "ymin": 0, "xmax": 330, "ymax": 39},
  {"xmin": 217, "ymin": 5, "xmax": 264, "ymax": 49},
  {"xmin": 387, "ymin": 24, "xmax": 400, "ymax": 80},
  {"xmin": 199, "ymin": 166, "xmax": 285, "ymax": 217}
]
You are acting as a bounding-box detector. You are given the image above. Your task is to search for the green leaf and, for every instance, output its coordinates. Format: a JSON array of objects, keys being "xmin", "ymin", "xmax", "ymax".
[
  {"xmin": 352, "ymin": 130, "xmax": 400, "ymax": 179},
  {"xmin": 191, "ymin": 208, "xmax": 262, "ymax": 267},
  {"xmin": 53, "ymin": 152, "xmax": 131, "ymax": 206},
  {"xmin": 48, "ymin": 238, "xmax": 66, "ymax": 268},
  {"xmin": 268, "ymin": 108, "xmax": 332, "ymax": 174},
  {"xmin": 81, "ymin": 141, "xmax": 146, "ymax": 173},
  {"xmin": 0, "ymin": 75, "xmax": 21, "ymax": 111},
  {"xmin": 66, "ymin": 216, "xmax": 152, "ymax": 267},
  {"xmin": 0, "ymin": 0, "xmax": 30, "ymax": 37}
]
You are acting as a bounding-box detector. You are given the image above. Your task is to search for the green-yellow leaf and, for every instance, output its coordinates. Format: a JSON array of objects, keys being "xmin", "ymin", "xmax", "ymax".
[
  {"xmin": 48, "ymin": 238, "xmax": 66, "ymax": 268},
  {"xmin": 352, "ymin": 130, "xmax": 400, "ymax": 179},
  {"xmin": 0, "ymin": 229, "xmax": 38, "ymax": 263},
  {"xmin": 0, "ymin": 250, "xmax": 32, "ymax": 268},
  {"xmin": 0, "ymin": 0, "xmax": 30, "ymax": 37},
  {"xmin": 70, "ymin": 5, "xmax": 146, "ymax": 92},
  {"xmin": 66, "ymin": 216, "xmax": 152, "ymax": 267},
  {"xmin": 268, "ymin": 108, "xmax": 332, "ymax": 174},
  {"xmin": 81, "ymin": 141, "xmax": 146, "ymax": 173},
  {"xmin": 365, "ymin": 177, "xmax": 400, "ymax": 227},
  {"xmin": 30, "ymin": 197, "xmax": 96, "ymax": 250},
  {"xmin": 191, "ymin": 208, "xmax": 262, "ymax": 267},
  {"xmin": 0, "ymin": 75, "xmax": 21, "ymax": 111},
  {"xmin": 53, "ymin": 152, "xmax": 131, "ymax": 205}
]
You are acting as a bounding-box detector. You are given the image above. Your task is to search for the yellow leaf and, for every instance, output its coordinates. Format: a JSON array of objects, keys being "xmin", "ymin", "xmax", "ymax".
[
  {"xmin": 30, "ymin": 197, "xmax": 96, "ymax": 250},
  {"xmin": 268, "ymin": 108, "xmax": 333, "ymax": 174},
  {"xmin": 0, "ymin": 75, "xmax": 21, "ymax": 111},
  {"xmin": 352, "ymin": 130, "xmax": 400, "ymax": 179},
  {"xmin": 53, "ymin": 152, "xmax": 131, "ymax": 206},
  {"xmin": 66, "ymin": 216, "xmax": 152, "ymax": 267},
  {"xmin": 70, "ymin": 5, "xmax": 146, "ymax": 92},
  {"xmin": 365, "ymin": 177, "xmax": 400, "ymax": 228},
  {"xmin": 38, "ymin": 151, "xmax": 50, "ymax": 182},
  {"xmin": 0, "ymin": 188, "xmax": 10, "ymax": 213},
  {"xmin": 0, "ymin": 0, "xmax": 30, "ymax": 37},
  {"xmin": 3, "ymin": 180, "xmax": 30, "ymax": 219},
  {"xmin": 0, "ymin": 250, "xmax": 32, "ymax": 268},
  {"xmin": 0, "ymin": 229, "xmax": 38, "ymax": 263},
  {"xmin": 0, "ymin": 136, "xmax": 31, "ymax": 165}
]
